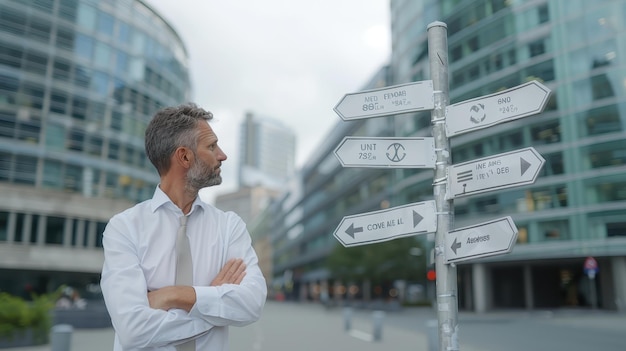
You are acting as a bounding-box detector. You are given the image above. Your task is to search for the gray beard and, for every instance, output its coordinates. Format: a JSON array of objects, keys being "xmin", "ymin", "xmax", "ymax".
[{"xmin": 186, "ymin": 161, "xmax": 222, "ymax": 193}]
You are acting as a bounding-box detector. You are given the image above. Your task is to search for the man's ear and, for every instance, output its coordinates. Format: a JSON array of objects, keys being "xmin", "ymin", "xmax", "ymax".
[{"xmin": 174, "ymin": 147, "xmax": 193, "ymax": 168}]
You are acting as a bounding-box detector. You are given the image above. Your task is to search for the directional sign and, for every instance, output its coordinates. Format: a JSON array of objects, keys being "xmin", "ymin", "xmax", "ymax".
[
  {"xmin": 333, "ymin": 200, "xmax": 437, "ymax": 247},
  {"xmin": 334, "ymin": 80, "xmax": 434, "ymax": 120},
  {"xmin": 445, "ymin": 216, "xmax": 518, "ymax": 264},
  {"xmin": 447, "ymin": 147, "xmax": 545, "ymax": 199},
  {"xmin": 334, "ymin": 137, "xmax": 436, "ymax": 168},
  {"xmin": 445, "ymin": 80, "xmax": 551, "ymax": 137}
]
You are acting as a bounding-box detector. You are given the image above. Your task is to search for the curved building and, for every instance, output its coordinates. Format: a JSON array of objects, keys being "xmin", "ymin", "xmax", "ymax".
[{"xmin": 0, "ymin": 0, "xmax": 190, "ymax": 298}]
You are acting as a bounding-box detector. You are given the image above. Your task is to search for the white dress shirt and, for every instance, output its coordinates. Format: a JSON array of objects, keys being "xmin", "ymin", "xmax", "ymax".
[{"xmin": 101, "ymin": 186, "xmax": 267, "ymax": 350}]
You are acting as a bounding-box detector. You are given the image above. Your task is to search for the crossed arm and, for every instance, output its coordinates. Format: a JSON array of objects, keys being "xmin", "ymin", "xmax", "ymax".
[{"xmin": 147, "ymin": 258, "xmax": 247, "ymax": 312}]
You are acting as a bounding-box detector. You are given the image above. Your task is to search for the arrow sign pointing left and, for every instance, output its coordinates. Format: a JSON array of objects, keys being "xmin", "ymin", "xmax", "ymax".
[
  {"xmin": 333, "ymin": 200, "xmax": 437, "ymax": 247},
  {"xmin": 334, "ymin": 80, "xmax": 434, "ymax": 120},
  {"xmin": 445, "ymin": 216, "xmax": 518, "ymax": 264},
  {"xmin": 334, "ymin": 137, "xmax": 436, "ymax": 168}
]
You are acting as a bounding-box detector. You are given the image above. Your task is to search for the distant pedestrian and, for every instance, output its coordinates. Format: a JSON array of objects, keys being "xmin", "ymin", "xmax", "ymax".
[{"xmin": 101, "ymin": 103, "xmax": 267, "ymax": 350}]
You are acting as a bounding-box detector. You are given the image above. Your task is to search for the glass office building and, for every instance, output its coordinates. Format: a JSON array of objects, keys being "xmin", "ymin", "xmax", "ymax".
[
  {"xmin": 259, "ymin": 0, "xmax": 626, "ymax": 311},
  {"xmin": 0, "ymin": 0, "xmax": 190, "ymax": 297}
]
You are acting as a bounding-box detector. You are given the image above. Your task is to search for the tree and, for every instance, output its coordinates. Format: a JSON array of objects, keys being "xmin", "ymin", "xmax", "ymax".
[{"xmin": 325, "ymin": 237, "xmax": 428, "ymax": 287}]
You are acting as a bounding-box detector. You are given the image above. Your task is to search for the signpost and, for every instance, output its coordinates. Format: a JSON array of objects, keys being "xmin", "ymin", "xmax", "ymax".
[
  {"xmin": 332, "ymin": 21, "xmax": 552, "ymax": 351},
  {"xmin": 334, "ymin": 80, "xmax": 434, "ymax": 120},
  {"xmin": 447, "ymin": 147, "xmax": 545, "ymax": 199},
  {"xmin": 334, "ymin": 137, "xmax": 436, "ymax": 168},
  {"xmin": 445, "ymin": 80, "xmax": 551, "ymax": 137},
  {"xmin": 444, "ymin": 217, "xmax": 518, "ymax": 264},
  {"xmin": 333, "ymin": 201, "xmax": 436, "ymax": 247}
]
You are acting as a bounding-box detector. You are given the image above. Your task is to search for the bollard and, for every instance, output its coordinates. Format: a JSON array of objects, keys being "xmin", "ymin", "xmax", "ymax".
[
  {"xmin": 426, "ymin": 319, "xmax": 438, "ymax": 351},
  {"xmin": 50, "ymin": 324, "xmax": 73, "ymax": 351},
  {"xmin": 343, "ymin": 307, "xmax": 352, "ymax": 331},
  {"xmin": 372, "ymin": 310, "xmax": 385, "ymax": 341}
]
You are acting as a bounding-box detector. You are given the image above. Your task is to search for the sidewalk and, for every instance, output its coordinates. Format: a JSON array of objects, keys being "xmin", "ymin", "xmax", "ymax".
[
  {"xmin": 3, "ymin": 302, "xmax": 429, "ymax": 351},
  {"xmin": 3, "ymin": 302, "xmax": 624, "ymax": 351}
]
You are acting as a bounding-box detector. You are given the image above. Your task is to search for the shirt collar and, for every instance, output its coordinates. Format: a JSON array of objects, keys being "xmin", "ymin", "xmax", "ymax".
[{"xmin": 150, "ymin": 185, "xmax": 210, "ymax": 214}]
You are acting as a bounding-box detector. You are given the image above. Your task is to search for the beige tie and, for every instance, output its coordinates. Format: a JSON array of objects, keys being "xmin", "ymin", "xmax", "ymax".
[{"xmin": 175, "ymin": 215, "xmax": 195, "ymax": 351}]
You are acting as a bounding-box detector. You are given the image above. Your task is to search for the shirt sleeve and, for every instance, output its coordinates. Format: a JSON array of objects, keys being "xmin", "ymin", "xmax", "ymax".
[
  {"xmin": 189, "ymin": 213, "xmax": 267, "ymax": 326},
  {"xmin": 100, "ymin": 216, "xmax": 213, "ymax": 349}
]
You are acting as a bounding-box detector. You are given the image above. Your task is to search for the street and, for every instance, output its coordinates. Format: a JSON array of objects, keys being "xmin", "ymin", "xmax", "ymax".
[{"xmin": 5, "ymin": 301, "xmax": 625, "ymax": 351}]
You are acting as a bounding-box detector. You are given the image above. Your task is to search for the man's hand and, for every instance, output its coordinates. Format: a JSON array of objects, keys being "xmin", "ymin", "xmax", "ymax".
[
  {"xmin": 211, "ymin": 258, "xmax": 246, "ymax": 286},
  {"xmin": 148, "ymin": 286, "xmax": 196, "ymax": 312}
]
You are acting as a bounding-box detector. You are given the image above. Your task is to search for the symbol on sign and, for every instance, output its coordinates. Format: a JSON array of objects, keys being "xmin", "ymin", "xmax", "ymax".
[
  {"xmin": 386, "ymin": 143, "xmax": 406, "ymax": 162},
  {"xmin": 450, "ymin": 238, "xmax": 462, "ymax": 254},
  {"xmin": 469, "ymin": 103, "xmax": 485, "ymax": 124},
  {"xmin": 345, "ymin": 223, "xmax": 363, "ymax": 238}
]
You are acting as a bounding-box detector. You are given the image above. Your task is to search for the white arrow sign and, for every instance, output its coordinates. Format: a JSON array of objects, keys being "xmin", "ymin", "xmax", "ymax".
[
  {"xmin": 334, "ymin": 80, "xmax": 434, "ymax": 120},
  {"xmin": 334, "ymin": 137, "xmax": 436, "ymax": 168},
  {"xmin": 447, "ymin": 147, "xmax": 545, "ymax": 199},
  {"xmin": 445, "ymin": 80, "xmax": 551, "ymax": 137},
  {"xmin": 333, "ymin": 201, "xmax": 437, "ymax": 247},
  {"xmin": 445, "ymin": 216, "xmax": 518, "ymax": 264}
]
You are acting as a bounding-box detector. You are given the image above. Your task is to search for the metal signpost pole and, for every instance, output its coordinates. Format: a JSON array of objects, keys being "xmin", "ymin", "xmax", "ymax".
[{"xmin": 427, "ymin": 21, "xmax": 458, "ymax": 351}]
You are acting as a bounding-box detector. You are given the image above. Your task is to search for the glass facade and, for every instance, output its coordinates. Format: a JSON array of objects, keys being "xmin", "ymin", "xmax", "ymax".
[
  {"xmin": 257, "ymin": 0, "xmax": 626, "ymax": 310},
  {"xmin": 0, "ymin": 0, "xmax": 190, "ymax": 297},
  {"xmin": 0, "ymin": 0, "xmax": 189, "ymax": 201}
]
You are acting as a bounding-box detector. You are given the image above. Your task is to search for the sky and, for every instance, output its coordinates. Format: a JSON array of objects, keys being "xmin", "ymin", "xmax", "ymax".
[{"xmin": 146, "ymin": 0, "xmax": 391, "ymax": 202}]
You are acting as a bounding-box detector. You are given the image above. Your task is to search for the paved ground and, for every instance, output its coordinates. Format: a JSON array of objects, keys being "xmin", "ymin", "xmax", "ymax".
[{"xmin": 3, "ymin": 301, "xmax": 625, "ymax": 351}]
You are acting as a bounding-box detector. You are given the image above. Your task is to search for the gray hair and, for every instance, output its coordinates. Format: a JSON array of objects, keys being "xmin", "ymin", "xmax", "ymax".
[{"xmin": 145, "ymin": 103, "xmax": 214, "ymax": 175}]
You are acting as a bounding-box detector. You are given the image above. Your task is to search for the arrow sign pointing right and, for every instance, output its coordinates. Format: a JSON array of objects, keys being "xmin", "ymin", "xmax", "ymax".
[
  {"xmin": 447, "ymin": 147, "xmax": 545, "ymax": 199},
  {"xmin": 445, "ymin": 216, "xmax": 518, "ymax": 264},
  {"xmin": 445, "ymin": 80, "xmax": 551, "ymax": 137},
  {"xmin": 333, "ymin": 200, "xmax": 437, "ymax": 247}
]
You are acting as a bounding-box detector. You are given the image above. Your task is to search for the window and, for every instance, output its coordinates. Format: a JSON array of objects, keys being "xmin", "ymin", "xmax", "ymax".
[
  {"xmin": 97, "ymin": 11, "xmax": 114, "ymax": 37},
  {"xmin": 45, "ymin": 216, "xmax": 65, "ymax": 245},
  {"xmin": 538, "ymin": 219, "xmax": 569, "ymax": 241},
  {"xmin": 108, "ymin": 140, "xmax": 120, "ymax": 160},
  {"xmin": 607, "ymin": 222, "xmax": 626, "ymax": 237},
  {"xmin": 42, "ymin": 160, "xmax": 63, "ymax": 188},
  {"xmin": 77, "ymin": 3, "xmax": 97, "ymax": 31},
  {"xmin": 541, "ymin": 152, "xmax": 564, "ymax": 176},
  {"xmin": 586, "ymin": 141, "xmax": 626, "ymax": 169},
  {"xmin": 65, "ymin": 165, "xmax": 82, "ymax": 191},
  {"xmin": 45, "ymin": 122, "xmax": 65, "ymax": 150},
  {"xmin": 531, "ymin": 121, "xmax": 561, "ymax": 145},
  {"xmin": 53, "ymin": 59, "xmax": 72, "ymax": 81},
  {"xmin": 14, "ymin": 155, "xmax": 37, "ymax": 185},
  {"xmin": 71, "ymin": 96, "xmax": 88, "ymax": 120},
  {"xmin": 0, "ymin": 111, "xmax": 15, "ymax": 138},
  {"xmin": 29, "ymin": 215, "xmax": 39, "ymax": 243},
  {"xmin": 581, "ymin": 104, "xmax": 622, "ymax": 136},
  {"xmin": 529, "ymin": 40, "xmax": 545, "ymax": 57},
  {"xmin": 17, "ymin": 116, "xmax": 40, "ymax": 143},
  {"xmin": 0, "ymin": 211, "xmax": 8, "ymax": 241},
  {"xmin": 67, "ymin": 128, "xmax": 84, "ymax": 151},
  {"xmin": 538, "ymin": 4, "xmax": 549, "ymax": 24},
  {"xmin": 23, "ymin": 51, "xmax": 48, "ymax": 75},
  {"xmin": 87, "ymin": 135, "xmax": 102, "ymax": 156},
  {"xmin": 74, "ymin": 34, "xmax": 93, "ymax": 60},
  {"xmin": 50, "ymin": 90, "xmax": 68, "ymax": 114}
]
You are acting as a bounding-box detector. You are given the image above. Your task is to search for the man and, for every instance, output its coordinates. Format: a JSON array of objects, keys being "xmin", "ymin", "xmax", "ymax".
[{"xmin": 101, "ymin": 103, "xmax": 267, "ymax": 350}]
